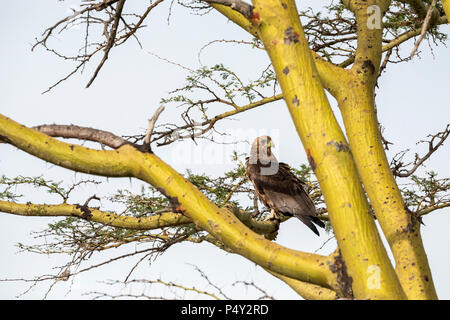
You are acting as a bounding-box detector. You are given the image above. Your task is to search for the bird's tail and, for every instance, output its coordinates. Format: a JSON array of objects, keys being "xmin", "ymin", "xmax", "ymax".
[{"xmin": 298, "ymin": 215, "xmax": 325, "ymax": 236}]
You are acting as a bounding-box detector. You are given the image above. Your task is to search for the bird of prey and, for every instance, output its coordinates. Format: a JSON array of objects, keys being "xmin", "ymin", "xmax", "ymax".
[{"xmin": 245, "ymin": 136, "xmax": 324, "ymax": 236}]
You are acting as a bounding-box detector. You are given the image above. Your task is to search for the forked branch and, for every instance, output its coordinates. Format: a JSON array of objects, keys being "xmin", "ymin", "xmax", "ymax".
[{"xmin": 392, "ymin": 124, "xmax": 450, "ymax": 178}]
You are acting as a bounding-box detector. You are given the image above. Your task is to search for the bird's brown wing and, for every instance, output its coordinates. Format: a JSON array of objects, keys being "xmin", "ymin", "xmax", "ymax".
[
  {"xmin": 246, "ymin": 158, "xmax": 324, "ymax": 235},
  {"xmin": 276, "ymin": 162, "xmax": 325, "ymax": 235}
]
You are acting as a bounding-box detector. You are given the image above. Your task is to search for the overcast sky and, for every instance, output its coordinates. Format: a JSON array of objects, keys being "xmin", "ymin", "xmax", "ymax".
[{"xmin": 0, "ymin": 1, "xmax": 449, "ymax": 299}]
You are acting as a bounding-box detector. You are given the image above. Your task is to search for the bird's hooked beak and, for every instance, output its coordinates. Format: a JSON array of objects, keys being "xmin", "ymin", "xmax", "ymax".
[
  {"xmin": 263, "ymin": 139, "xmax": 274, "ymax": 157},
  {"xmin": 266, "ymin": 140, "xmax": 275, "ymax": 149},
  {"xmin": 251, "ymin": 136, "xmax": 275, "ymax": 161}
]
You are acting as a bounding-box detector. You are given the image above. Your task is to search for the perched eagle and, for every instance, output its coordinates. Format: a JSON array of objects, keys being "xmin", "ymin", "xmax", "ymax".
[{"xmin": 246, "ymin": 136, "xmax": 325, "ymax": 236}]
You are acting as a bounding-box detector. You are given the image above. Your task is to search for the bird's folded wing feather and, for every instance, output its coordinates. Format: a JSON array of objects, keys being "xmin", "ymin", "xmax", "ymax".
[{"xmin": 246, "ymin": 161, "xmax": 317, "ymax": 217}]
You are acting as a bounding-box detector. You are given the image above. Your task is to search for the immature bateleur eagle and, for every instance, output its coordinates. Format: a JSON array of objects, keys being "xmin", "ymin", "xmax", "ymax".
[{"xmin": 245, "ymin": 136, "xmax": 324, "ymax": 236}]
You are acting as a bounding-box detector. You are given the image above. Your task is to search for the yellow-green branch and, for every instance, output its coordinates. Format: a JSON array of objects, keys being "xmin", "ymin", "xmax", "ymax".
[
  {"xmin": 182, "ymin": 219, "xmax": 339, "ymax": 300},
  {"xmin": 0, "ymin": 200, "xmax": 191, "ymax": 230},
  {"xmin": 0, "ymin": 114, "xmax": 337, "ymax": 291},
  {"xmin": 265, "ymin": 269, "xmax": 338, "ymax": 300},
  {"xmin": 0, "ymin": 199, "xmax": 279, "ymax": 237}
]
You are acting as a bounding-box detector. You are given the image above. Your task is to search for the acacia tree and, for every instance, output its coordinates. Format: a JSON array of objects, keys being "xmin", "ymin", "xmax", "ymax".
[{"xmin": 0, "ymin": 0, "xmax": 449, "ymax": 300}]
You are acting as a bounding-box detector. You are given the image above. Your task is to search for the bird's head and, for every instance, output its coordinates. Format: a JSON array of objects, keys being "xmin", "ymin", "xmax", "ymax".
[
  {"xmin": 250, "ymin": 136, "xmax": 275, "ymax": 161},
  {"xmin": 257, "ymin": 135, "xmax": 275, "ymax": 150}
]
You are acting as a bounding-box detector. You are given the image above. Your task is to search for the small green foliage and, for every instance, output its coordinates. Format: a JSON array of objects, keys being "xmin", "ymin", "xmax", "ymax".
[
  {"xmin": 0, "ymin": 175, "xmax": 100, "ymax": 202},
  {"xmin": 324, "ymin": 221, "xmax": 333, "ymax": 233},
  {"xmin": 185, "ymin": 167, "xmax": 248, "ymax": 207},
  {"xmin": 290, "ymin": 164, "xmax": 313, "ymax": 182},
  {"xmin": 161, "ymin": 63, "xmax": 278, "ymax": 108},
  {"xmin": 384, "ymin": 2, "xmax": 447, "ymax": 48},
  {"xmin": 400, "ymin": 171, "xmax": 450, "ymax": 213},
  {"xmin": 109, "ymin": 187, "xmax": 170, "ymax": 217}
]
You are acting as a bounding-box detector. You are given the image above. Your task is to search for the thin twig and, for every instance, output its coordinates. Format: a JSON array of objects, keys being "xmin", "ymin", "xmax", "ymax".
[
  {"xmin": 86, "ymin": 0, "xmax": 126, "ymax": 88},
  {"xmin": 392, "ymin": 123, "xmax": 450, "ymax": 177}
]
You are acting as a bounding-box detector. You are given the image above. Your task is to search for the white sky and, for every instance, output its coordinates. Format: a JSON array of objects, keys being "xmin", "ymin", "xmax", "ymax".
[{"xmin": 0, "ymin": 0, "xmax": 449, "ymax": 299}]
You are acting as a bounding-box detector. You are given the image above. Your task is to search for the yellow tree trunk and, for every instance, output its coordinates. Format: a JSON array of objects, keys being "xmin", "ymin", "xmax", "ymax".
[
  {"xmin": 250, "ymin": 0, "xmax": 406, "ymax": 299},
  {"xmin": 336, "ymin": 83, "xmax": 437, "ymax": 299},
  {"xmin": 334, "ymin": 0, "xmax": 438, "ymax": 299}
]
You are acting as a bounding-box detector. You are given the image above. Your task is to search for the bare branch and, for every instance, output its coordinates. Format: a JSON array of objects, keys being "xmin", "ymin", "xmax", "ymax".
[
  {"xmin": 31, "ymin": 1, "xmax": 120, "ymax": 51},
  {"xmin": 392, "ymin": 124, "xmax": 450, "ymax": 177},
  {"xmin": 204, "ymin": 0, "xmax": 254, "ymax": 18},
  {"xmin": 117, "ymin": 0, "xmax": 164, "ymax": 45},
  {"xmin": 85, "ymin": 0, "xmax": 126, "ymax": 88},
  {"xmin": 27, "ymin": 124, "xmax": 136, "ymax": 149},
  {"xmin": 33, "ymin": 0, "xmax": 165, "ymax": 92},
  {"xmin": 87, "ymin": 278, "xmax": 223, "ymax": 300},
  {"xmin": 232, "ymin": 280, "xmax": 275, "ymax": 300},
  {"xmin": 417, "ymin": 202, "xmax": 450, "ymax": 216},
  {"xmin": 152, "ymin": 94, "xmax": 281, "ymax": 147}
]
